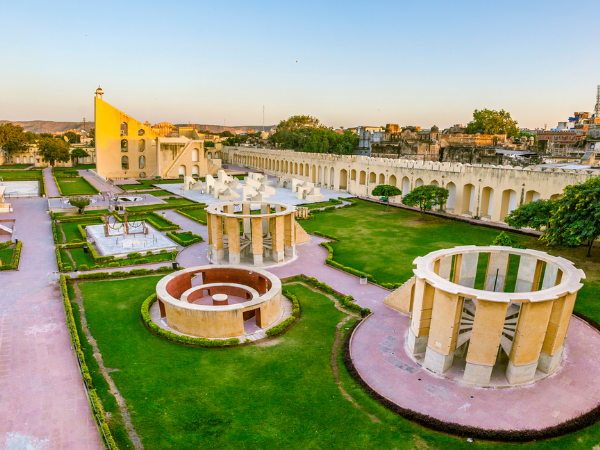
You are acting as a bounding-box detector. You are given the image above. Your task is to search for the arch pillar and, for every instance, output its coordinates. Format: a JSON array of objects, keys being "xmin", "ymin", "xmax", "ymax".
[
  {"xmin": 242, "ymin": 203, "xmax": 251, "ymax": 234},
  {"xmin": 506, "ymin": 300, "xmax": 553, "ymax": 384},
  {"xmin": 423, "ymin": 289, "xmax": 464, "ymax": 374},
  {"xmin": 226, "ymin": 216, "xmax": 240, "ymax": 264},
  {"xmin": 408, "ymin": 277, "xmax": 434, "ymax": 353},
  {"xmin": 210, "ymin": 214, "xmax": 224, "ymax": 262},
  {"xmin": 251, "ymin": 217, "xmax": 263, "ymax": 266},
  {"xmin": 284, "ymin": 213, "xmax": 295, "ymax": 257},
  {"xmin": 539, "ymin": 292, "xmax": 576, "ymax": 373},
  {"xmin": 463, "ymin": 300, "xmax": 509, "ymax": 384},
  {"xmin": 272, "ymin": 215, "xmax": 285, "ymax": 262}
]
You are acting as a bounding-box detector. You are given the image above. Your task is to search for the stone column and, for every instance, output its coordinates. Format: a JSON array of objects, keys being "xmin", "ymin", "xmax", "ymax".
[
  {"xmin": 424, "ymin": 289, "xmax": 463, "ymax": 374},
  {"xmin": 515, "ymin": 255, "xmax": 543, "ymax": 292},
  {"xmin": 457, "ymin": 252, "xmax": 479, "ymax": 288},
  {"xmin": 408, "ymin": 277, "xmax": 435, "ymax": 353},
  {"xmin": 242, "ymin": 203, "xmax": 251, "ymax": 235},
  {"xmin": 485, "ymin": 251, "xmax": 510, "ymax": 292},
  {"xmin": 251, "ymin": 217, "xmax": 263, "ymax": 265},
  {"xmin": 227, "ymin": 216, "xmax": 240, "ymax": 264},
  {"xmin": 463, "ymin": 300, "xmax": 509, "ymax": 384},
  {"xmin": 506, "ymin": 300, "xmax": 553, "ymax": 384},
  {"xmin": 272, "ymin": 215, "xmax": 285, "ymax": 263},
  {"xmin": 207, "ymin": 212, "xmax": 213, "ymax": 255},
  {"xmin": 284, "ymin": 213, "xmax": 295, "ymax": 258},
  {"xmin": 541, "ymin": 263, "xmax": 560, "ymax": 290},
  {"xmin": 261, "ymin": 204, "xmax": 269, "ymax": 233},
  {"xmin": 434, "ymin": 255, "xmax": 452, "ymax": 280},
  {"xmin": 210, "ymin": 214, "xmax": 224, "ymax": 262},
  {"xmin": 539, "ymin": 292, "xmax": 577, "ymax": 373}
]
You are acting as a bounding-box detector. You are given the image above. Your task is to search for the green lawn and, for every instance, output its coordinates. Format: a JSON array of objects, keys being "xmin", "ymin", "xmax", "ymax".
[
  {"xmin": 148, "ymin": 190, "xmax": 176, "ymax": 197},
  {"xmin": 57, "ymin": 177, "xmax": 99, "ymax": 195},
  {"xmin": 125, "ymin": 198, "xmax": 198, "ymax": 212},
  {"xmin": 0, "ymin": 164, "xmax": 31, "ymax": 169},
  {"xmin": 0, "ymin": 170, "xmax": 42, "ymax": 180},
  {"xmin": 121, "ymin": 180, "xmax": 184, "ymax": 191},
  {"xmin": 74, "ymin": 164, "xmax": 97, "ymax": 170},
  {"xmin": 59, "ymin": 220, "xmax": 102, "ymax": 243},
  {"xmin": 0, "ymin": 246, "xmax": 14, "ymax": 265},
  {"xmin": 176, "ymin": 207, "xmax": 206, "ymax": 222}
]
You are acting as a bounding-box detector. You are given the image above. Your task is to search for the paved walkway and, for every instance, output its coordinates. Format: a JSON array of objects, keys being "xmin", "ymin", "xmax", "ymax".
[
  {"xmin": 78, "ymin": 170, "xmax": 123, "ymax": 195},
  {"xmin": 0, "ymin": 198, "xmax": 103, "ymax": 449},
  {"xmin": 43, "ymin": 167, "xmax": 60, "ymax": 197}
]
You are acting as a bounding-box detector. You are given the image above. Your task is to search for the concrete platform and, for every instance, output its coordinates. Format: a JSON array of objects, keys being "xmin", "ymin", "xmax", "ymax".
[
  {"xmin": 86, "ymin": 223, "xmax": 177, "ymax": 257},
  {"xmin": 0, "ymin": 181, "xmax": 39, "ymax": 197},
  {"xmin": 48, "ymin": 193, "xmax": 164, "ymax": 213}
]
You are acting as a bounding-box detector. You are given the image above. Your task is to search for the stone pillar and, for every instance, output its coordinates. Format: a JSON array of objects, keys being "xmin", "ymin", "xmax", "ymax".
[
  {"xmin": 515, "ymin": 255, "xmax": 542, "ymax": 292},
  {"xmin": 457, "ymin": 252, "xmax": 479, "ymax": 288},
  {"xmin": 506, "ymin": 300, "xmax": 553, "ymax": 384},
  {"xmin": 463, "ymin": 300, "xmax": 509, "ymax": 384},
  {"xmin": 261, "ymin": 204, "xmax": 269, "ymax": 234},
  {"xmin": 242, "ymin": 203, "xmax": 251, "ymax": 235},
  {"xmin": 485, "ymin": 251, "xmax": 510, "ymax": 292},
  {"xmin": 408, "ymin": 277, "xmax": 435, "ymax": 353},
  {"xmin": 206, "ymin": 212, "xmax": 213, "ymax": 254},
  {"xmin": 227, "ymin": 216, "xmax": 240, "ymax": 264},
  {"xmin": 284, "ymin": 213, "xmax": 295, "ymax": 258},
  {"xmin": 212, "ymin": 294, "xmax": 228, "ymax": 306},
  {"xmin": 538, "ymin": 292, "xmax": 577, "ymax": 373},
  {"xmin": 435, "ymin": 255, "xmax": 452, "ymax": 280},
  {"xmin": 251, "ymin": 217, "xmax": 263, "ymax": 265},
  {"xmin": 541, "ymin": 263, "xmax": 560, "ymax": 290},
  {"xmin": 272, "ymin": 215, "xmax": 285, "ymax": 263},
  {"xmin": 210, "ymin": 214, "xmax": 224, "ymax": 262},
  {"xmin": 424, "ymin": 289, "xmax": 463, "ymax": 374}
]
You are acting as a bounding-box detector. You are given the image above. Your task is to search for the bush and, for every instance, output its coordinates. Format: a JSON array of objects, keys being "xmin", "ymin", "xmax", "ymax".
[
  {"xmin": 127, "ymin": 252, "xmax": 143, "ymax": 259},
  {"xmin": 79, "ymin": 264, "xmax": 89, "ymax": 271},
  {"xmin": 492, "ymin": 231, "xmax": 526, "ymax": 249},
  {"xmin": 108, "ymin": 262, "xmax": 120, "ymax": 267}
]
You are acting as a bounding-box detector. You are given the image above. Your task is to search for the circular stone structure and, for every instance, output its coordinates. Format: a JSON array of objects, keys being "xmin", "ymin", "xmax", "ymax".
[
  {"xmin": 156, "ymin": 265, "xmax": 282, "ymax": 338},
  {"xmin": 350, "ymin": 246, "xmax": 600, "ymax": 435},
  {"xmin": 206, "ymin": 201, "xmax": 298, "ymax": 266}
]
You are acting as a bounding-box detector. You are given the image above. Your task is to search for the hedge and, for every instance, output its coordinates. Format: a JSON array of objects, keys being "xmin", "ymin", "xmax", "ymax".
[
  {"xmin": 117, "ymin": 211, "xmax": 180, "ymax": 231},
  {"xmin": 298, "ymin": 276, "xmax": 370, "ymax": 315},
  {"xmin": 141, "ymin": 294, "xmax": 239, "ymax": 347},
  {"xmin": 175, "ymin": 208, "xmax": 207, "ymax": 225},
  {"xmin": 75, "ymin": 266, "xmax": 175, "ymax": 280},
  {"xmin": 265, "ymin": 291, "xmax": 301, "ymax": 337},
  {"xmin": 166, "ymin": 231, "xmax": 204, "ymax": 247},
  {"xmin": 0, "ymin": 241, "xmax": 22, "ymax": 271},
  {"xmin": 59, "ymin": 275, "xmax": 118, "ymax": 449}
]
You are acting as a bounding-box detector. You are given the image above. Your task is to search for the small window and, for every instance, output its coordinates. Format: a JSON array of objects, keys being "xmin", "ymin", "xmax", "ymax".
[
  {"xmin": 121, "ymin": 139, "xmax": 128, "ymax": 151},
  {"xmin": 139, "ymin": 155, "xmax": 146, "ymax": 169},
  {"xmin": 140, "ymin": 171, "xmax": 146, "ymax": 178},
  {"xmin": 138, "ymin": 129, "xmax": 145, "ymax": 136},
  {"xmin": 122, "ymin": 156, "xmax": 129, "ymax": 170}
]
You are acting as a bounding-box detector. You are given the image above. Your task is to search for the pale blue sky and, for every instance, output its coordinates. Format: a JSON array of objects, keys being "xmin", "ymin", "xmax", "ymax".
[{"xmin": 1, "ymin": 0, "xmax": 599, "ymax": 129}]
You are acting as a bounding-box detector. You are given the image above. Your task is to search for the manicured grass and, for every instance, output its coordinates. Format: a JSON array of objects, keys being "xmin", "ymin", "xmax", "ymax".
[
  {"xmin": 301, "ymin": 200, "xmax": 541, "ymax": 285},
  {"xmin": 78, "ymin": 279, "xmax": 469, "ymax": 449},
  {"xmin": 176, "ymin": 207, "xmax": 206, "ymax": 223},
  {"xmin": 0, "ymin": 164, "xmax": 31, "ymax": 169},
  {"xmin": 74, "ymin": 164, "xmax": 97, "ymax": 170},
  {"xmin": 59, "ymin": 220, "xmax": 102, "ymax": 243},
  {"xmin": 125, "ymin": 199, "xmax": 198, "ymax": 212},
  {"xmin": 0, "ymin": 170, "xmax": 42, "ymax": 179},
  {"xmin": 121, "ymin": 180, "xmax": 183, "ymax": 191},
  {"xmin": 56, "ymin": 177, "xmax": 99, "ymax": 195},
  {"xmin": 0, "ymin": 247, "xmax": 14, "ymax": 265},
  {"xmin": 129, "ymin": 214, "xmax": 173, "ymax": 228},
  {"xmin": 148, "ymin": 190, "xmax": 176, "ymax": 197}
]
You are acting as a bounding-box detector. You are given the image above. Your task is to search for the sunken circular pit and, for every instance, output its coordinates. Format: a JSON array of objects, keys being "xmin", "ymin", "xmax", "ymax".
[{"xmin": 155, "ymin": 265, "xmax": 283, "ymax": 339}]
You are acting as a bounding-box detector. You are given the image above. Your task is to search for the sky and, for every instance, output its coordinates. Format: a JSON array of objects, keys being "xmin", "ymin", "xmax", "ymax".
[{"xmin": 1, "ymin": 0, "xmax": 599, "ymax": 130}]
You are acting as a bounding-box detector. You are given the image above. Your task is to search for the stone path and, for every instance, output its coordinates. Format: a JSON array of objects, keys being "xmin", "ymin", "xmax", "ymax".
[
  {"xmin": 78, "ymin": 170, "xmax": 123, "ymax": 195},
  {"xmin": 0, "ymin": 198, "xmax": 103, "ymax": 449},
  {"xmin": 43, "ymin": 167, "xmax": 60, "ymax": 197}
]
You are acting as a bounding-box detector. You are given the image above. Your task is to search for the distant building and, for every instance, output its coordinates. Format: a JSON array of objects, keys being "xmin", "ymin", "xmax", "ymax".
[{"xmin": 537, "ymin": 129, "xmax": 585, "ymax": 143}]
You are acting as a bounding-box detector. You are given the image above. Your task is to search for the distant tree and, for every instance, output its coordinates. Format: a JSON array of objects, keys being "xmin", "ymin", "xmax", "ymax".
[
  {"xmin": 504, "ymin": 199, "xmax": 556, "ymax": 231},
  {"xmin": 70, "ymin": 148, "xmax": 89, "ymax": 165},
  {"xmin": 24, "ymin": 131, "xmax": 38, "ymax": 143},
  {"xmin": 541, "ymin": 177, "xmax": 600, "ymax": 257},
  {"xmin": 204, "ymin": 141, "xmax": 216, "ymax": 148},
  {"xmin": 63, "ymin": 131, "xmax": 79, "ymax": 143},
  {"xmin": 69, "ymin": 196, "xmax": 91, "ymax": 214},
  {"xmin": 371, "ymin": 184, "xmax": 402, "ymax": 212},
  {"xmin": 517, "ymin": 131, "xmax": 537, "ymax": 145},
  {"xmin": 39, "ymin": 133, "xmax": 53, "ymax": 138},
  {"xmin": 0, "ymin": 123, "xmax": 28, "ymax": 154},
  {"xmin": 220, "ymin": 130, "xmax": 233, "ymax": 138},
  {"xmin": 63, "ymin": 169, "xmax": 79, "ymax": 178},
  {"xmin": 37, "ymin": 137, "xmax": 71, "ymax": 166},
  {"xmin": 402, "ymin": 185, "xmax": 449, "ymax": 219},
  {"xmin": 88, "ymin": 128, "xmax": 95, "ymax": 138},
  {"xmin": 466, "ymin": 108, "xmax": 519, "ymax": 138}
]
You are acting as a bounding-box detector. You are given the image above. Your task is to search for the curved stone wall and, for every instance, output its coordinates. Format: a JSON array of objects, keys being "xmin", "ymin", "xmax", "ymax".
[{"xmin": 156, "ymin": 265, "xmax": 282, "ymax": 338}]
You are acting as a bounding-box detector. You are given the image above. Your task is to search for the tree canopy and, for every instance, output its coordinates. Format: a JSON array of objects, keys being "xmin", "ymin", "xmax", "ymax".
[
  {"xmin": 371, "ymin": 184, "xmax": 402, "ymax": 211},
  {"xmin": 465, "ymin": 108, "xmax": 519, "ymax": 138},
  {"xmin": 540, "ymin": 177, "xmax": 600, "ymax": 256},
  {"xmin": 504, "ymin": 199, "xmax": 555, "ymax": 231},
  {"xmin": 402, "ymin": 185, "xmax": 449, "ymax": 219},
  {"xmin": 69, "ymin": 196, "xmax": 91, "ymax": 214},
  {"xmin": 64, "ymin": 131, "xmax": 79, "ymax": 144},
  {"xmin": 269, "ymin": 115, "xmax": 358, "ymax": 155},
  {"xmin": 37, "ymin": 137, "xmax": 71, "ymax": 166},
  {"xmin": 0, "ymin": 123, "xmax": 28, "ymax": 153}
]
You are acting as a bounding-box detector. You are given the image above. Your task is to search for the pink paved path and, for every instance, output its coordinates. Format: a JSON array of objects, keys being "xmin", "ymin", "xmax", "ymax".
[
  {"xmin": 43, "ymin": 167, "xmax": 60, "ymax": 198},
  {"xmin": 0, "ymin": 198, "xmax": 103, "ymax": 449},
  {"xmin": 78, "ymin": 170, "xmax": 123, "ymax": 195}
]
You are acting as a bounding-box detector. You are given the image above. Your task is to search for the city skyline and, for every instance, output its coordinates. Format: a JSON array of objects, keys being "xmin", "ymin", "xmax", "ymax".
[{"xmin": 1, "ymin": 0, "xmax": 599, "ymax": 129}]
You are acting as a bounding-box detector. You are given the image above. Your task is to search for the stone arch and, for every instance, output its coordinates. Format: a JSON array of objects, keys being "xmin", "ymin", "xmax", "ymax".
[
  {"xmin": 431, "ymin": 180, "xmax": 439, "ymax": 186},
  {"xmin": 462, "ymin": 183, "xmax": 475, "ymax": 214},
  {"xmin": 324, "ymin": 166, "xmax": 329, "ymax": 185},
  {"xmin": 351, "ymin": 169, "xmax": 357, "ymax": 180},
  {"xmin": 446, "ymin": 182, "xmax": 456, "ymax": 209},
  {"xmin": 481, "ymin": 187, "xmax": 494, "ymax": 218},
  {"xmin": 121, "ymin": 155, "xmax": 129, "ymax": 170},
  {"xmin": 524, "ymin": 190, "xmax": 541, "ymax": 204},
  {"xmin": 550, "ymin": 194, "xmax": 561, "ymax": 200},
  {"xmin": 208, "ymin": 152, "xmax": 213, "ymax": 160},
  {"xmin": 192, "ymin": 149, "xmax": 199, "ymax": 162},
  {"xmin": 305, "ymin": 164, "xmax": 309, "ymax": 177},
  {"xmin": 318, "ymin": 166, "xmax": 323, "ymax": 184},
  {"xmin": 179, "ymin": 165, "xmax": 186, "ymax": 177},
  {"xmin": 359, "ymin": 170, "xmax": 366, "ymax": 184},
  {"xmin": 500, "ymin": 189, "xmax": 517, "ymax": 220},
  {"xmin": 312, "ymin": 165, "xmax": 316, "ymax": 183},
  {"xmin": 120, "ymin": 122, "xmax": 128, "ymax": 136},
  {"xmin": 379, "ymin": 173, "xmax": 385, "ymax": 184},
  {"xmin": 138, "ymin": 139, "xmax": 145, "ymax": 152},
  {"xmin": 294, "ymin": 163, "xmax": 298, "ymax": 175},
  {"xmin": 214, "ymin": 151, "xmax": 219, "ymax": 159},
  {"xmin": 389, "ymin": 174, "xmax": 397, "ymax": 187},
  {"xmin": 330, "ymin": 167, "xmax": 334, "ymax": 186},
  {"xmin": 299, "ymin": 164, "xmax": 304, "ymax": 176},
  {"xmin": 192, "ymin": 165, "xmax": 199, "ymax": 176},
  {"xmin": 415, "ymin": 178, "xmax": 424, "ymax": 188},
  {"xmin": 138, "ymin": 129, "xmax": 145, "ymax": 136},
  {"xmin": 369, "ymin": 172, "xmax": 376, "ymax": 183},
  {"xmin": 121, "ymin": 139, "xmax": 128, "ymax": 151},
  {"xmin": 139, "ymin": 155, "xmax": 146, "ymax": 169},
  {"xmin": 339, "ymin": 169, "xmax": 348, "ymax": 190},
  {"xmin": 402, "ymin": 176, "xmax": 410, "ymax": 197}
]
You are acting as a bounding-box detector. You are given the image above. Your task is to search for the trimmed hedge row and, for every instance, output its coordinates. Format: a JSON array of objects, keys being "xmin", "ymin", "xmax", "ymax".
[
  {"xmin": 0, "ymin": 241, "xmax": 22, "ymax": 271},
  {"xmin": 59, "ymin": 275, "xmax": 118, "ymax": 449},
  {"xmin": 117, "ymin": 211, "xmax": 180, "ymax": 231},
  {"xmin": 265, "ymin": 290, "xmax": 301, "ymax": 337},
  {"xmin": 175, "ymin": 208, "xmax": 207, "ymax": 225},
  {"xmin": 166, "ymin": 231, "xmax": 204, "ymax": 247},
  {"xmin": 141, "ymin": 294, "xmax": 239, "ymax": 347},
  {"xmin": 342, "ymin": 316, "xmax": 600, "ymax": 442},
  {"xmin": 75, "ymin": 266, "xmax": 175, "ymax": 280},
  {"xmin": 300, "ymin": 276, "xmax": 370, "ymax": 315}
]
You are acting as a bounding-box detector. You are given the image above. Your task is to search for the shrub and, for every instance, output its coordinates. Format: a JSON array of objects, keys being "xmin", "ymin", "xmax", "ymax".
[
  {"xmin": 108, "ymin": 262, "xmax": 120, "ymax": 267},
  {"xmin": 79, "ymin": 264, "xmax": 89, "ymax": 271},
  {"xmin": 127, "ymin": 252, "xmax": 143, "ymax": 259}
]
